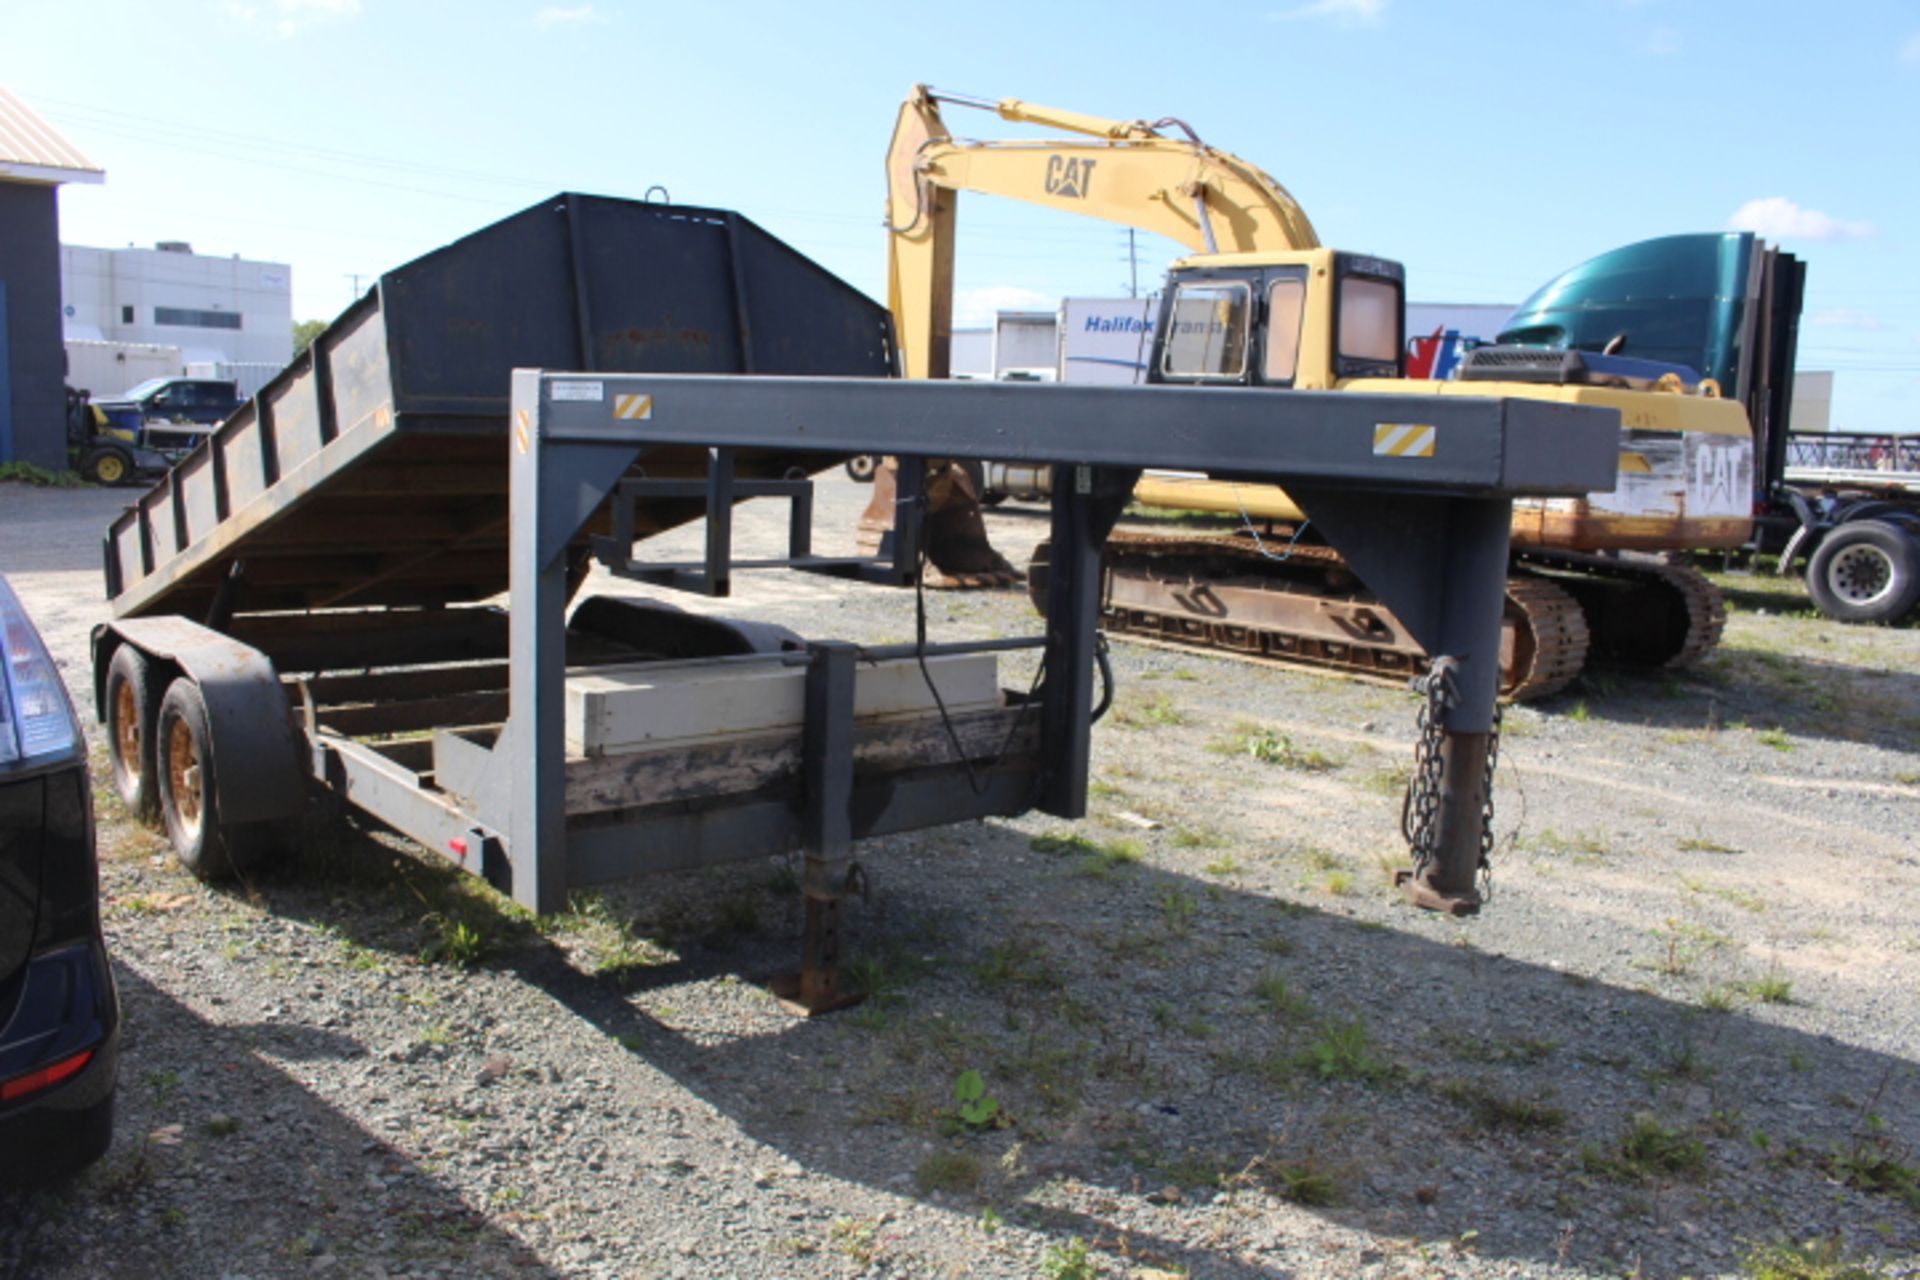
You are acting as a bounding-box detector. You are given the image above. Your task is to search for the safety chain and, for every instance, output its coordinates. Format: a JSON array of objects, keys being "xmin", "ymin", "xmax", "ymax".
[
  {"xmin": 1479, "ymin": 698, "xmax": 1504, "ymax": 900},
  {"xmin": 1399, "ymin": 657, "xmax": 1504, "ymax": 893},
  {"xmin": 1400, "ymin": 659, "xmax": 1457, "ymax": 879}
]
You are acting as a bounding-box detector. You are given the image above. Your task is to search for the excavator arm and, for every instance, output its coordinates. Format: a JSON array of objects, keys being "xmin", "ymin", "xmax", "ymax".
[{"xmin": 884, "ymin": 84, "xmax": 1319, "ymax": 379}]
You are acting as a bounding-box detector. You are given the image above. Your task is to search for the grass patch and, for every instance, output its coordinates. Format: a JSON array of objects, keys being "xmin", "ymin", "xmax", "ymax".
[
  {"xmin": 974, "ymin": 938, "xmax": 1062, "ymax": 993},
  {"xmin": 1174, "ymin": 825, "xmax": 1230, "ymax": 851},
  {"xmin": 1252, "ymin": 972, "xmax": 1312, "ymax": 1022},
  {"xmin": 1740, "ymin": 1236, "xmax": 1896, "ymax": 1279},
  {"xmin": 1646, "ymin": 918, "xmax": 1733, "ymax": 977},
  {"xmin": 0, "ymin": 461, "xmax": 85, "ymax": 487},
  {"xmin": 1201, "ymin": 855, "xmax": 1242, "ymax": 878},
  {"xmin": 1039, "ymin": 1236, "xmax": 1096, "ymax": 1280},
  {"xmin": 1522, "ymin": 827, "xmax": 1610, "ymax": 857},
  {"xmin": 1436, "ymin": 1078, "xmax": 1567, "ymax": 1132},
  {"xmin": 1362, "ymin": 765, "xmax": 1412, "ymax": 797},
  {"xmin": 1211, "ymin": 723, "xmax": 1340, "ymax": 771},
  {"xmin": 1278, "ymin": 1017, "xmax": 1393, "ymax": 1085},
  {"xmin": 1111, "ymin": 691, "xmax": 1185, "ymax": 728},
  {"xmin": 1031, "ymin": 832, "xmax": 1144, "ymax": 877},
  {"xmin": 1583, "ymin": 1114, "xmax": 1709, "ymax": 1181},
  {"xmin": 1679, "ymin": 874, "xmax": 1765, "ymax": 911},
  {"xmin": 1433, "ymin": 1030, "xmax": 1558, "ymax": 1064},
  {"xmin": 1742, "ymin": 972, "xmax": 1795, "ymax": 1005}
]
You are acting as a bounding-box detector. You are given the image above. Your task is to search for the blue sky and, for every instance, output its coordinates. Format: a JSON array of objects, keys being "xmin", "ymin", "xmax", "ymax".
[{"xmin": 5, "ymin": 0, "xmax": 1914, "ymax": 430}]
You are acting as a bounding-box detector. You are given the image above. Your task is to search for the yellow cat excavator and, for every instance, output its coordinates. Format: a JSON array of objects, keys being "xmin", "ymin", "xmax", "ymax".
[{"xmin": 865, "ymin": 85, "xmax": 1756, "ymax": 699}]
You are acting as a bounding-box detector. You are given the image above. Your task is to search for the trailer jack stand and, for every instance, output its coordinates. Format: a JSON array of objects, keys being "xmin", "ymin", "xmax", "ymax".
[
  {"xmin": 772, "ymin": 641, "xmax": 867, "ymax": 1017},
  {"xmin": 771, "ymin": 865, "xmax": 866, "ymax": 1018}
]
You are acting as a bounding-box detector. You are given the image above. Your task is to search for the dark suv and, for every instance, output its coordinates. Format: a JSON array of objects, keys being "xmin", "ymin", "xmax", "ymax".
[
  {"xmin": 94, "ymin": 377, "xmax": 242, "ymax": 459},
  {"xmin": 0, "ymin": 576, "xmax": 118, "ymax": 1185},
  {"xmin": 96, "ymin": 377, "xmax": 241, "ymax": 427}
]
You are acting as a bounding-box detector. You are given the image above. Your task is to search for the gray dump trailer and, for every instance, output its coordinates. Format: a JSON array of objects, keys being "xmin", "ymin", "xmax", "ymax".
[{"xmin": 93, "ymin": 193, "xmax": 1619, "ymax": 1010}]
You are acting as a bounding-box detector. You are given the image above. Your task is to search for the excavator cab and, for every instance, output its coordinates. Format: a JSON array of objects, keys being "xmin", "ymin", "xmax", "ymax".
[{"xmin": 1151, "ymin": 251, "xmax": 1406, "ymax": 390}]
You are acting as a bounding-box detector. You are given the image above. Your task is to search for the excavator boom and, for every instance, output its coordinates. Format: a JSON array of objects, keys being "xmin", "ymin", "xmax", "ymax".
[{"xmin": 885, "ymin": 84, "xmax": 1318, "ymax": 378}]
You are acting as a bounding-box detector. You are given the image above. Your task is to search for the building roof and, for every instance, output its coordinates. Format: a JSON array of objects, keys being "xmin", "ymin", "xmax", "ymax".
[{"xmin": 0, "ymin": 86, "xmax": 104, "ymax": 186}]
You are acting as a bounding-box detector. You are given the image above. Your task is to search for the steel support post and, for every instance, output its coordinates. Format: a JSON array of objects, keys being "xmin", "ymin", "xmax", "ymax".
[
  {"xmin": 506, "ymin": 424, "xmax": 574, "ymax": 914},
  {"xmin": 505, "ymin": 372, "xmax": 641, "ymax": 913},
  {"xmin": 773, "ymin": 640, "xmax": 863, "ymax": 1016},
  {"xmin": 703, "ymin": 447, "xmax": 735, "ymax": 595},
  {"xmin": 1039, "ymin": 464, "xmax": 1135, "ymax": 818},
  {"xmin": 1401, "ymin": 497, "xmax": 1512, "ymax": 917},
  {"xmin": 890, "ymin": 455, "xmax": 926, "ymax": 581}
]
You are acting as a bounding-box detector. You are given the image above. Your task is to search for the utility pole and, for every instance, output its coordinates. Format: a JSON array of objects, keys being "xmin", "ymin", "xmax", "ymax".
[
  {"xmin": 1126, "ymin": 229, "xmax": 1139, "ymax": 299},
  {"xmin": 344, "ymin": 273, "xmax": 366, "ymax": 301}
]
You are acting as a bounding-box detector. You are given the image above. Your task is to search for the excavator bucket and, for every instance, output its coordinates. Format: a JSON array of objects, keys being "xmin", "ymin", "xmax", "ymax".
[{"xmin": 855, "ymin": 457, "xmax": 1020, "ymax": 589}]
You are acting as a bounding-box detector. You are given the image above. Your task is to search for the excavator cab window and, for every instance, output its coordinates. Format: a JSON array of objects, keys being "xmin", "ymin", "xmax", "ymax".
[
  {"xmin": 1262, "ymin": 273, "xmax": 1308, "ymax": 385},
  {"xmin": 1160, "ymin": 281, "xmax": 1250, "ymax": 381},
  {"xmin": 1332, "ymin": 254, "xmax": 1406, "ymax": 379}
]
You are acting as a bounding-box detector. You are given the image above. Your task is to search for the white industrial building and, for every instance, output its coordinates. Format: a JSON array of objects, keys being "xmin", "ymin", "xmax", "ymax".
[{"xmin": 60, "ymin": 241, "xmax": 292, "ymax": 396}]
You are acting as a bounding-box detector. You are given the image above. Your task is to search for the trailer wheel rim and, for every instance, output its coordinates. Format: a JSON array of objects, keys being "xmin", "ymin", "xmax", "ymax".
[
  {"xmin": 1826, "ymin": 543, "xmax": 1896, "ymax": 606},
  {"xmin": 166, "ymin": 717, "xmax": 204, "ymax": 841},
  {"xmin": 113, "ymin": 681, "xmax": 141, "ymax": 788}
]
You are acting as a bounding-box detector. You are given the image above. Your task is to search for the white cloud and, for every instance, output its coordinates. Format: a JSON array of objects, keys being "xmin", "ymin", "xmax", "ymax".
[
  {"xmin": 533, "ymin": 4, "xmax": 600, "ymax": 27},
  {"xmin": 954, "ymin": 286, "xmax": 1054, "ymax": 329},
  {"xmin": 1641, "ymin": 25, "xmax": 1683, "ymax": 56},
  {"xmin": 1901, "ymin": 31, "xmax": 1920, "ymax": 64},
  {"xmin": 225, "ymin": 0, "xmax": 360, "ymax": 35},
  {"xmin": 1270, "ymin": 0, "xmax": 1385, "ymax": 25},
  {"xmin": 1727, "ymin": 196, "xmax": 1874, "ymax": 242},
  {"xmin": 277, "ymin": 0, "xmax": 358, "ymax": 33},
  {"xmin": 1810, "ymin": 309, "xmax": 1888, "ymax": 332}
]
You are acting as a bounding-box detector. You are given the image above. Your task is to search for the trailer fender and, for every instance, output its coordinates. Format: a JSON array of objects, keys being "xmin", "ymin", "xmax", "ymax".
[
  {"xmin": 91, "ymin": 617, "xmax": 306, "ymax": 824},
  {"xmin": 568, "ymin": 594, "xmax": 804, "ymax": 658}
]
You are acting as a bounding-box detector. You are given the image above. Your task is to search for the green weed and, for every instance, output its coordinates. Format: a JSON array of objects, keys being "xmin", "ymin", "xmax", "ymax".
[
  {"xmin": 1740, "ymin": 1236, "xmax": 1894, "ymax": 1279},
  {"xmin": 1436, "ymin": 1078, "xmax": 1566, "ymax": 1132},
  {"xmin": 1112, "ymin": 692, "xmax": 1184, "ymax": 728},
  {"xmin": 1039, "ymin": 1236, "xmax": 1097, "ymax": 1280},
  {"xmin": 1584, "ymin": 1114, "xmax": 1708, "ymax": 1181},
  {"xmin": 1742, "ymin": 972, "xmax": 1795, "ymax": 1005},
  {"xmin": 1287, "ymin": 1017, "xmax": 1391, "ymax": 1084},
  {"xmin": 1252, "ymin": 972, "xmax": 1311, "ymax": 1022}
]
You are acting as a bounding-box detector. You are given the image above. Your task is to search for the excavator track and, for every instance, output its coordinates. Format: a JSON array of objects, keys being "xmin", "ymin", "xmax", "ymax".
[
  {"xmin": 1513, "ymin": 550, "xmax": 1726, "ymax": 671},
  {"xmin": 1029, "ymin": 532, "xmax": 1593, "ymax": 701}
]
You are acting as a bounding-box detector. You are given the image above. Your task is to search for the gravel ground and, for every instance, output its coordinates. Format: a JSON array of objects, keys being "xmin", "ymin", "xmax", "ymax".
[{"xmin": 2, "ymin": 476, "xmax": 1918, "ymax": 1280}]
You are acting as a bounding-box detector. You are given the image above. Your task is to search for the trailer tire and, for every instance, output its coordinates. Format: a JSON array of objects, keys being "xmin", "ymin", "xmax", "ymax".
[
  {"xmin": 1806, "ymin": 520, "xmax": 1920, "ymax": 624},
  {"xmin": 104, "ymin": 645, "xmax": 163, "ymax": 825},
  {"xmin": 844, "ymin": 454, "xmax": 879, "ymax": 483},
  {"xmin": 155, "ymin": 677, "xmax": 272, "ymax": 881}
]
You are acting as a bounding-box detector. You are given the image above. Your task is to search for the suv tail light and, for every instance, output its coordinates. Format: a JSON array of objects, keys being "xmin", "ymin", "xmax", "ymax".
[{"xmin": 0, "ymin": 577, "xmax": 78, "ymax": 770}]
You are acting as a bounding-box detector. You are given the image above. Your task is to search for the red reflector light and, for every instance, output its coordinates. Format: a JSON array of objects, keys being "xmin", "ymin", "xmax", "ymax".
[
  {"xmin": 0, "ymin": 1048, "xmax": 94, "ymax": 1101},
  {"xmin": 448, "ymin": 838, "xmax": 469, "ymax": 858}
]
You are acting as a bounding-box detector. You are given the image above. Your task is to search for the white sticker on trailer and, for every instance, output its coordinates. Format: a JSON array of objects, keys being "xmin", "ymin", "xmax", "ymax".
[{"xmin": 551, "ymin": 380, "xmax": 605, "ymax": 402}]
